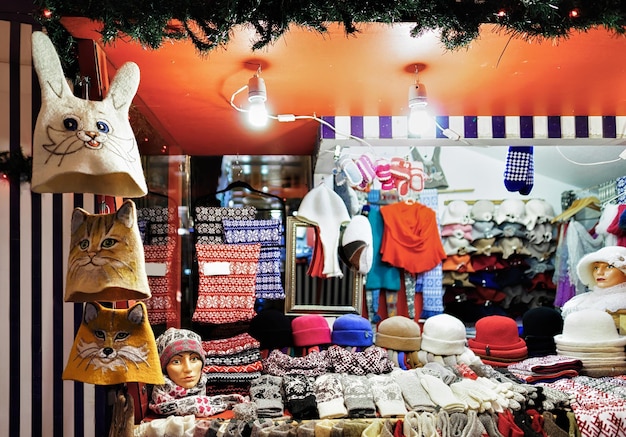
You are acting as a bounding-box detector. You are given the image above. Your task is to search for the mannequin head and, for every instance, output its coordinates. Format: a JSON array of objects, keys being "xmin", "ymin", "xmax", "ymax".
[
  {"xmin": 577, "ymin": 246, "xmax": 626, "ymax": 289},
  {"xmin": 165, "ymin": 351, "xmax": 204, "ymax": 388},
  {"xmin": 591, "ymin": 261, "xmax": 626, "ymax": 288},
  {"xmin": 155, "ymin": 328, "xmax": 205, "ymax": 388}
]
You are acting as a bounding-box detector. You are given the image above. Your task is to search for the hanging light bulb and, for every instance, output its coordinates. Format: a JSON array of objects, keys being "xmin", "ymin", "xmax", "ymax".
[
  {"xmin": 407, "ymin": 81, "xmax": 434, "ymax": 137},
  {"xmin": 247, "ymin": 72, "xmax": 268, "ymax": 128}
]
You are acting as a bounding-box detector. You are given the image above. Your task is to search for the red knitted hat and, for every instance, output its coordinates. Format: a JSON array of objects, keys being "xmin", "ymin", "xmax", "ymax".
[
  {"xmin": 291, "ymin": 315, "xmax": 332, "ymax": 347},
  {"xmin": 468, "ymin": 315, "xmax": 527, "ymax": 359}
]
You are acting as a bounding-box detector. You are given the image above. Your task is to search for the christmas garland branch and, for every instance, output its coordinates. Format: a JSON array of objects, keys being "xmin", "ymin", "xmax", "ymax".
[
  {"xmin": 34, "ymin": 0, "xmax": 626, "ymax": 75},
  {"xmin": 0, "ymin": 149, "xmax": 33, "ymax": 183}
]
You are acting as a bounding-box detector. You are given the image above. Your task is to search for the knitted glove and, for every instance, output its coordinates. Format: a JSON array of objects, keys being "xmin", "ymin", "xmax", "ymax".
[
  {"xmin": 249, "ymin": 375, "xmax": 285, "ymax": 418},
  {"xmin": 419, "ymin": 374, "xmax": 466, "ymax": 413},
  {"xmin": 449, "ymin": 382, "xmax": 482, "ymax": 411},
  {"xmin": 504, "ymin": 146, "xmax": 533, "ymax": 193},
  {"xmin": 341, "ymin": 374, "xmax": 377, "ymax": 418},
  {"xmin": 313, "ymin": 373, "xmax": 348, "ymax": 419},
  {"xmin": 283, "ymin": 374, "xmax": 318, "ymax": 420},
  {"xmin": 392, "ymin": 369, "xmax": 436, "ymax": 412},
  {"xmin": 367, "ymin": 373, "xmax": 408, "ymax": 417}
]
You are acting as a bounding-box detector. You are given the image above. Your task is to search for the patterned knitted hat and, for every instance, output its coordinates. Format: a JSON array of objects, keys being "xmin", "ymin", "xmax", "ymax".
[
  {"xmin": 249, "ymin": 309, "xmax": 293, "ymax": 350},
  {"xmin": 291, "ymin": 314, "xmax": 332, "ymax": 347},
  {"xmin": 331, "ymin": 313, "xmax": 374, "ymax": 347},
  {"xmin": 156, "ymin": 327, "xmax": 205, "ymax": 371},
  {"xmin": 375, "ymin": 316, "xmax": 421, "ymax": 351}
]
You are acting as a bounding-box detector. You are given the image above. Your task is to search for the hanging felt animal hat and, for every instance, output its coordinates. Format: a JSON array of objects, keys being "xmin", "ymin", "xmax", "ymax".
[
  {"xmin": 63, "ymin": 301, "xmax": 164, "ymax": 385},
  {"xmin": 65, "ymin": 199, "xmax": 151, "ymax": 302},
  {"xmin": 30, "ymin": 31, "xmax": 148, "ymax": 197}
]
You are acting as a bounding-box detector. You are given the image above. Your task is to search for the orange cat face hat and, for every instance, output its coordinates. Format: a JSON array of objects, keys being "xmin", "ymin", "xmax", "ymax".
[{"xmin": 62, "ymin": 302, "xmax": 164, "ymax": 385}]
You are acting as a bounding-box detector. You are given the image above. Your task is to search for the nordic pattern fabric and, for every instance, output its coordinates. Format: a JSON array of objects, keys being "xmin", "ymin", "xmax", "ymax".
[
  {"xmin": 143, "ymin": 243, "xmax": 178, "ymax": 325},
  {"xmin": 192, "ymin": 243, "xmax": 261, "ymax": 324}
]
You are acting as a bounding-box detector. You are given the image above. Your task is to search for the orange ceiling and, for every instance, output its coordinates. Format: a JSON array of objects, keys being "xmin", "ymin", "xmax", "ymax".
[{"xmin": 60, "ymin": 19, "xmax": 626, "ymax": 157}]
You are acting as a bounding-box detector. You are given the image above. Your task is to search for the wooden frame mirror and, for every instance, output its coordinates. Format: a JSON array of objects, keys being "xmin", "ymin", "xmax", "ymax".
[{"xmin": 284, "ymin": 216, "xmax": 364, "ymax": 316}]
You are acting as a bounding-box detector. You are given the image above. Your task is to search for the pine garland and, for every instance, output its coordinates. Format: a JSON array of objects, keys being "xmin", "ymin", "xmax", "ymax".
[
  {"xmin": 0, "ymin": 149, "xmax": 33, "ymax": 183},
  {"xmin": 33, "ymin": 0, "xmax": 626, "ymax": 75}
]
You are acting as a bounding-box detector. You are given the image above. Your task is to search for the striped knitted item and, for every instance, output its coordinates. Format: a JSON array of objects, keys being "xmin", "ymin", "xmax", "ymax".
[{"xmin": 202, "ymin": 333, "xmax": 260, "ymax": 356}]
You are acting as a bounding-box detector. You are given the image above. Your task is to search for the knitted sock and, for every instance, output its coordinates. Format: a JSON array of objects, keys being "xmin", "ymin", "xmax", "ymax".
[
  {"xmin": 194, "ymin": 420, "xmax": 212, "ymax": 437},
  {"xmin": 403, "ymin": 411, "xmax": 422, "ymax": 437},
  {"xmin": 420, "ymin": 412, "xmax": 438, "ymax": 437},
  {"xmin": 330, "ymin": 421, "xmax": 346, "ymax": 437},
  {"xmin": 436, "ymin": 410, "xmax": 450, "ymax": 437},
  {"xmin": 477, "ymin": 412, "xmax": 504, "ymax": 437},
  {"xmin": 233, "ymin": 402, "xmax": 258, "ymax": 423},
  {"xmin": 224, "ymin": 420, "xmax": 254, "ymax": 437},
  {"xmin": 504, "ymin": 146, "xmax": 533, "ymax": 192},
  {"xmin": 541, "ymin": 412, "xmax": 568, "ymax": 437},
  {"xmin": 296, "ymin": 421, "xmax": 317, "ymax": 437},
  {"xmin": 315, "ymin": 419, "xmax": 335, "ymax": 437},
  {"xmin": 385, "ymin": 290, "xmax": 398, "ymax": 317},
  {"xmin": 404, "ymin": 272, "xmax": 416, "ymax": 319},
  {"xmin": 449, "ymin": 412, "xmax": 468, "ymax": 436},
  {"xmin": 519, "ymin": 150, "xmax": 534, "ymax": 195},
  {"xmin": 342, "ymin": 421, "xmax": 370, "ymax": 437},
  {"xmin": 463, "ymin": 410, "xmax": 489, "ymax": 437}
]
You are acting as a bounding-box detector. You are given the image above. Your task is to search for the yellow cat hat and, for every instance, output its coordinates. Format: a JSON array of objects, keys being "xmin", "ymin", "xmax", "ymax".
[
  {"xmin": 30, "ymin": 31, "xmax": 148, "ymax": 197},
  {"xmin": 65, "ymin": 199, "xmax": 151, "ymax": 302},
  {"xmin": 63, "ymin": 301, "xmax": 165, "ymax": 385}
]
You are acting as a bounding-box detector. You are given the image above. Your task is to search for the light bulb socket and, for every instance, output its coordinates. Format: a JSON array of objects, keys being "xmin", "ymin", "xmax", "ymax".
[
  {"xmin": 248, "ymin": 75, "xmax": 267, "ymax": 102},
  {"xmin": 408, "ymin": 83, "xmax": 427, "ymax": 108}
]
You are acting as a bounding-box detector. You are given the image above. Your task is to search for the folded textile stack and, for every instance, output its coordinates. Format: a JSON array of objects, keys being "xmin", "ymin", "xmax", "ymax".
[
  {"xmin": 555, "ymin": 309, "xmax": 626, "ymax": 377},
  {"xmin": 468, "ymin": 315, "xmax": 528, "ymax": 367},
  {"xmin": 202, "ymin": 332, "xmax": 263, "ymax": 396},
  {"xmin": 507, "ymin": 355, "xmax": 583, "ymax": 383}
]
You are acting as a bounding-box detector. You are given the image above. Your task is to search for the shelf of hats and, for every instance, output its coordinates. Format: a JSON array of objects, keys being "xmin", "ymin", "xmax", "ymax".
[{"xmin": 23, "ymin": 27, "xmax": 626, "ymax": 437}]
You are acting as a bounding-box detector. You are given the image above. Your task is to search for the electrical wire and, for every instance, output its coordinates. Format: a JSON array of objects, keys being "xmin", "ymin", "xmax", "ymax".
[{"xmin": 556, "ymin": 145, "xmax": 624, "ymax": 166}]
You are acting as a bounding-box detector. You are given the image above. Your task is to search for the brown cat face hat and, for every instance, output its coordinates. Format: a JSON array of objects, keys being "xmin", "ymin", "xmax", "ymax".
[
  {"xmin": 65, "ymin": 199, "xmax": 151, "ymax": 302},
  {"xmin": 63, "ymin": 302, "xmax": 164, "ymax": 385}
]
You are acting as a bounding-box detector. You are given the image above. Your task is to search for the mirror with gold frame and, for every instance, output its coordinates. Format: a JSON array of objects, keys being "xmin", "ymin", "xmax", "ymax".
[{"xmin": 284, "ymin": 216, "xmax": 364, "ymax": 316}]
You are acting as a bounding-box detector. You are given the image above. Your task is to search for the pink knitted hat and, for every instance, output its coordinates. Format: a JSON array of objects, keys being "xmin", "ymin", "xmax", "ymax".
[{"xmin": 291, "ymin": 314, "xmax": 332, "ymax": 347}]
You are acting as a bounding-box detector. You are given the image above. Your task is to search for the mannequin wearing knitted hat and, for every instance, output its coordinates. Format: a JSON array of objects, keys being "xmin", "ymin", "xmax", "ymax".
[
  {"xmin": 150, "ymin": 328, "xmax": 249, "ymax": 417},
  {"xmin": 560, "ymin": 246, "xmax": 626, "ymax": 325}
]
